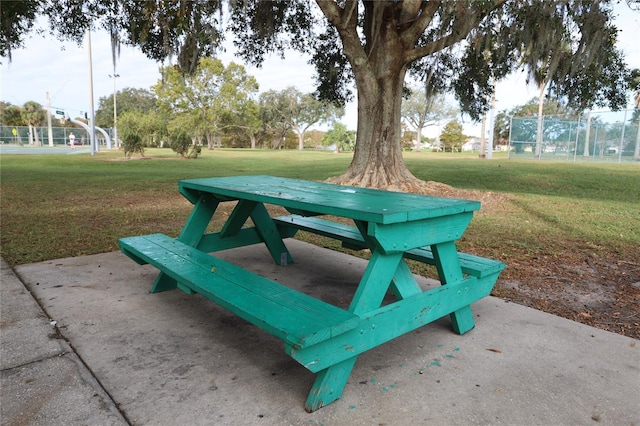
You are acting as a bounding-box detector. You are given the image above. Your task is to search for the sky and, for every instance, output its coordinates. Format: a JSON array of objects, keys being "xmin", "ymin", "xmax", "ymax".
[{"xmin": 1, "ymin": 4, "xmax": 638, "ymax": 138}]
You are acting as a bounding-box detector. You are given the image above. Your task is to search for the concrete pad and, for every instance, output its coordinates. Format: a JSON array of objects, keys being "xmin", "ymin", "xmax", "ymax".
[
  {"xmin": 15, "ymin": 240, "xmax": 640, "ymax": 425},
  {"xmin": 1, "ymin": 258, "xmax": 127, "ymax": 425},
  {"xmin": 1, "ymin": 258, "xmax": 67, "ymax": 369},
  {"xmin": 1, "ymin": 354, "xmax": 126, "ymax": 425}
]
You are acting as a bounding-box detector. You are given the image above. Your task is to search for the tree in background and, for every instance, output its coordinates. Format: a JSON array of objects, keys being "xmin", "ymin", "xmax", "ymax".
[
  {"xmin": 402, "ymin": 85, "xmax": 458, "ymax": 152},
  {"xmin": 439, "ymin": 120, "xmax": 465, "ymax": 153},
  {"xmin": 20, "ymin": 101, "xmax": 46, "ymax": 146},
  {"xmin": 118, "ymin": 110, "xmax": 166, "ymax": 149},
  {"xmin": 0, "ymin": 101, "xmax": 23, "ymax": 126},
  {"xmin": 2, "ymin": 1, "xmax": 633, "ymax": 190},
  {"xmin": 259, "ymin": 90, "xmax": 292, "ymax": 150},
  {"xmin": 95, "ymin": 88, "xmax": 157, "ymax": 128},
  {"xmin": 232, "ymin": 1, "xmax": 630, "ymax": 189},
  {"xmin": 257, "ymin": 87, "xmax": 343, "ymax": 150},
  {"xmin": 154, "ymin": 58, "xmax": 258, "ymax": 150},
  {"xmin": 224, "ymin": 98, "xmax": 262, "ymax": 149},
  {"xmin": 289, "ymin": 89, "xmax": 343, "ymax": 151},
  {"xmin": 322, "ymin": 122, "xmax": 356, "ymax": 152}
]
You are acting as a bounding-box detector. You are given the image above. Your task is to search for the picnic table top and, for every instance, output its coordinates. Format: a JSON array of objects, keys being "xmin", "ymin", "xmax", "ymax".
[{"xmin": 179, "ymin": 175, "xmax": 480, "ymax": 225}]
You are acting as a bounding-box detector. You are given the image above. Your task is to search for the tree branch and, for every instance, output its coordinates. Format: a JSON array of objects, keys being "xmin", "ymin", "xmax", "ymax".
[
  {"xmin": 315, "ymin": 0, "xmax": 377, "ymax": 101},
  {"xmin": 404, "ymin": 0, "xmax": 507, "ymax": 64},
  {"xmin": 401, "ymin": 0, "xmax": 441, "ymax": 45}
]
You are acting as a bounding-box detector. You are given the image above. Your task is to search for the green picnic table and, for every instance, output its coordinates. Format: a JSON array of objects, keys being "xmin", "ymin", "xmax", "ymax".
[{"xmin": 119, "ymin": 175, "xmax": 504, "ymax": 412}]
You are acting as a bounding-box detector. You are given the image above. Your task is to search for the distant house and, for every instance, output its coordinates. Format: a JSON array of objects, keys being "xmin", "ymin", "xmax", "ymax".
[{"xmin": 462, "ymin": 138, "xmax": 481, "ymax": 152}]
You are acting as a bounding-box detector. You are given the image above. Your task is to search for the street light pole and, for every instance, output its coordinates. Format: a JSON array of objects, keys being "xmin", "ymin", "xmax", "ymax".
[
  {"xmin": 109, "ymin": 73, "xmax": 120, "ymax": 148},
  {"xmin": 87, "ymin": 28, "xmax": 97, "ymax": 155}
]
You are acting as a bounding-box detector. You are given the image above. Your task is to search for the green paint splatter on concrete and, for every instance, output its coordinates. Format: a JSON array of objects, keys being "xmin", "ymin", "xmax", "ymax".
[
  {"xmin": 454, "ymin": 347, "xmax": 461, "ymax": 351},
  {"xmin": 431, "ymin": 361, "xmax": 441, "ymax": 367},
  {"xmin": 370, "ymin": 378, "xmax": 378, "ymax": 384},
  {"xmin": 437, "ymin": 343, "xmax": 445, "ymax": 348},
  {"xmin": 349, "ymin": 405, "xmax": 356, "ymax": 410}
]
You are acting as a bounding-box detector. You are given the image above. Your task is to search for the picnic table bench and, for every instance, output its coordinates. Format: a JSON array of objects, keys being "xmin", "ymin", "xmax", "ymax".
[{"xmin": 119, "ymin": 175, "xmax": 505, "ymax": 412}]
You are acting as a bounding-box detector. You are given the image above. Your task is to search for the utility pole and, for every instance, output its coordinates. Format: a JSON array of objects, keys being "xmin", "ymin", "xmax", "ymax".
[
  {"xmin": 486, "ymin": 79, "xmax": 496, "ymax": 159},
  {"xmin": 46, "ymin": 91, "xmax": 54, "ymax": 147},
  {"xmin": 87, "ymin": 28, "xmax": 97, "ymax": 155},
  {"xmin": 479, "ymin": 113, "xmax": 487, "ymax": 158},
  {"xmin": 109, "ymin": 73, "xmax": 120, "ymax": 149},
  {"xmin": 583, "ymin": 111, "xmax": 592, "ymax": 157}
]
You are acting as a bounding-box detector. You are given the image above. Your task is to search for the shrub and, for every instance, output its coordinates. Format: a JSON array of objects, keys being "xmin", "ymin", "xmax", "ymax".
[
  {"xmin": 121, "ymin": 130, "xmax": 144, "ymax": 158},
  {"xmin": 170, "ymin": 131, "xmax": 201, "ymax": 159}
]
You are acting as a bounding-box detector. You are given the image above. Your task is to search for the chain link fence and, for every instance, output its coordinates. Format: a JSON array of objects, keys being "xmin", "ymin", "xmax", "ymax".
[
  {"xmin": 508, "ymin": 109, "xmax": 639, "ymax": 162},
  {"xmin": 0, "ymin": 125, "xmax": 114, "ymax": 147}
]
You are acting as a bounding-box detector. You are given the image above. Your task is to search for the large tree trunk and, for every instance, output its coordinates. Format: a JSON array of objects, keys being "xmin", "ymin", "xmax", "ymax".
[
  {"xmin": 330, "ymin": 70, "xmax": 423, "ymax": 192},
  {"xmin": 415, "ymin": 125, "xmax": 423, "ymax": 152},
  {"xmin": 327, "ymin": 5, "xmax": 424, "ymax": 192},
  {"xmin": 316, "ymin": 1, "xmax": 492, "ymax": 193},
  {"xmin": 206, "ymin": 129, "xmax": 215, "ymax": 150}
]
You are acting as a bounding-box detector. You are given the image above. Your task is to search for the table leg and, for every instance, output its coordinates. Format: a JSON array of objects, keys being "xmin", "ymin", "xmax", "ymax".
[
  {"xmin": 353, "ymin": 219, "xmax": 421, "ymax": 300},
  {"xmin": 215, "ymin": 199, "xmax": 292, "ymax": 265},
  {"xmin": 150, "ymin": 194, "xmax": 218, "ymax": 293},
  {"xmin": 389, "ymin": 260, "xmax": 423, "ymax": 300},
  {"xmin": 305, "ymin": 356, "xmax": 358, "ymax": 412},
  {"xmin": 430, "ymin": 241, "xmax": 476, "ymax": 334},
  {"xmin": 250, "ymin": 203, "xmax": 292, "ymax": 265},
  {"xmin": 303, "ymin": 251, "xmax": 405, "ymax": 412},
  {"xmin": 348, "ymin": 251, "xmax": 404, "ymax": 314}
]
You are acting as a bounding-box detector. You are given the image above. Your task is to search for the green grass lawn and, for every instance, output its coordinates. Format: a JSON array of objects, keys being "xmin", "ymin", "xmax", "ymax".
[{"xmin": 1, "ymin": 148, "xmax": 638, "ymax": 265}]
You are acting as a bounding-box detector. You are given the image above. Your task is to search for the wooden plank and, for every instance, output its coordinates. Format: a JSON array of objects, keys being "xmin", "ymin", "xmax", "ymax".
[
  {"xmin": 196, "ymin": 227, "xmax": 270, "ymax": 252},
  {"xmin": 287, "ymin": 275, "xmax": 494, "ymax": 373},
  {"xmin": 119, "ymin": 234, "xmax": 359, "ymax": 349},
  {"xmin": 180, "ymin": 176, "xmax": 480, "ymax": 225},
  {"xmin": 366, "ymin": 213, "xmax": 474, "ymax": 252},
  {"xmin": 405, "ymin": 247, "xmax": 505, "ymax": 278},
  {"xmin": 273, "ymin": 215, "xmax": 505, "ymax": 278},
  {"xmin": 148, "ymin": 193, "xmax": 220, "ymax": 293},
  {"xmin": 275, "ymin": 215, "xmax": 367, "ymax": 248}
]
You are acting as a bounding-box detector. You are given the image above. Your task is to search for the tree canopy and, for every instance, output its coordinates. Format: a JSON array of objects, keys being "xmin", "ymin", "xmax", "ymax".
[
  {"xmin": 95, "ymin": 87, "xmax": 156, "ymax": 128},
  {"xmin": 20, "ymin": 101, "xmax": 46, "ymax": 146},
  {"xmin": 153, "ymin": 58, "xmax": 259, "ymax": 149},
  {"xmin": 439, "ymin": 120, "xmax": 466, "ymax": 152},
  {"xmin": 3, "ymin": 1, "xmax": 636, "ymax": 190},
  {"xmin": 258, "ymin": 87, "xmax": 343, "ymax": 150}
]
